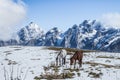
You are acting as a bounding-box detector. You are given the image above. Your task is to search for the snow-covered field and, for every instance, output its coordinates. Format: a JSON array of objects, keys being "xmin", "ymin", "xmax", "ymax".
[{"xmin": 0, "ymin": 46, "xmax": 120, "ymax": 80}]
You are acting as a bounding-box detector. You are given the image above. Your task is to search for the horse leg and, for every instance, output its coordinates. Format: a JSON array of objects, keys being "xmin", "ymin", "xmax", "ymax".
[
  {"xmin": 79, "ymin": 59, "xmax": 82, "ymax": 67},
  {"xmin": 59, "ymin": 58, "xmax": 61, "ymax": 66},
  {"xmin": 62, "ymin": 58, "xmax": 64, "ymax": 65},
  {"xmin": 80, "ymin": 59, "xmax": 82, "ymax": 67},
  {"xmin": 56, "ymin": 59, "xmax": 58, "ymax": 66},
  {"xmin": 64, "ymin": 57, "xmax": 66, "ymax": 65},
  {"xmin": 74, "ymin": 60, "xmax": 76, "ymax": 69},
  {"xmin": 56, "ymin": 57, "xmax": 58, "ymax": 66}
]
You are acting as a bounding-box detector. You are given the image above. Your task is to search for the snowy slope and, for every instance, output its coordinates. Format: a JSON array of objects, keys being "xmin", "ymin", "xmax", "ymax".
[
  {"xmin": 0, "ymin": 46, "xmax": 56, "ymax": 80},
  {"xmin": 0, "ymin": 46, "xmax": 120, "ymax": 80}
]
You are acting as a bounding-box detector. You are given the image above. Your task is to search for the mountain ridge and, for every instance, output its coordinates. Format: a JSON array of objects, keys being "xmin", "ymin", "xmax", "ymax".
[{"xmin": 0, "ymin": 20, "xmax": 120, "ymax": 52}]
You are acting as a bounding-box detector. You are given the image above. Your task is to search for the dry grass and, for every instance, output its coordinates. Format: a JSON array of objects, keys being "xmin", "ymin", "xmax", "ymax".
[
  {"xmin": 14, "ymin": 49, "xmax": 22, "ymax": 51},
  {"xmin": 97, "ymin": 56, "xmax": 115, "ymax": 59},
  {"xmin": 64, "ymin": 68, "xmax": 80, "ymax": 72},
  {"xmin": 77, "ymin": 72, "xmax": 81, "ymax": 77},
  {"xmin": 88, "ymin": 72, "xmax": 103, "ymax": 78},
  {"xmin": 6, "ymin": 52, "xmax": 12, "ymax": 56},
  {"xmin": 46, "ymin": 47, "xmax": 96, "ymax": 55},
  {"xmin": 34, "ymin": 72, "xmax": 75, "ymax": 80},
  {"xmin": 3, "ymin": 51, "xmax": 11, "ymax": 53},
  {"xmin": 95, "ymin": 68, "xmax": 101, "ymax": 71},
  {"xmin": 34, "ymin": 60, "xmax": 76, "ymax": 80},
  {"xmin": 30, "ymin": 70, "xmax": 34, "ymax": 74},
  {"xmin": 84, "ymin": 61, "xmax": 120, "ymax": 68},
  {"xmin": 84, "ymin": 62, "xmax": 99, "ymax": 67},
  {"xmin": 117, "ymin": 57, "xmax": 120, "ymax": 59},
  {"xmin": 4, "ymin": 58, "xmax": 18, "ymax": 65},
  {"xmin": 34, "ymin": 65, "xmax": 75, "ymax": 80},
  {"xmin": 30, "ymin": 58, "xmax": 40, "ymax": 60},
  {"xmin": 62, "ymin": 72, "xmax": 75, "ymax": 78},
  {"xmin": 10, "ymin": 46, "xmax": 22, "ymax": 48},
  {"xmin": 8, "ymin": 60, "xmax": 17, "ymax": 65}
]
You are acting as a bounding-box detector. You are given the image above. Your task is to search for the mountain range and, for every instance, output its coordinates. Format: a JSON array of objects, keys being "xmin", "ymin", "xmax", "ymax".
[{"xmin": 0, "ymin": 20, "xmax": 120, "ymax": 52}]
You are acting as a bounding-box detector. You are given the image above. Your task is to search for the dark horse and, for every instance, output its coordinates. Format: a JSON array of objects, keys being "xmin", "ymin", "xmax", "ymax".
[{"xmin": 70, "ymin": 50, "xmax": 83, "ymax": 68}]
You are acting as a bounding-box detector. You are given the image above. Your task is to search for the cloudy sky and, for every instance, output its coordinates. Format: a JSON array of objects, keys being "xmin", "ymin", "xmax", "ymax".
[
  {"xmin": 0, "ymin": 0, "xmax": 26, "ymax": 40},
  {"xmin": 23, "ymin": 0, "xmax": 120, "ymax": 30},
  {"xmin": 0, "ymin": 0, "xmax": 120, "ymax": 40}
]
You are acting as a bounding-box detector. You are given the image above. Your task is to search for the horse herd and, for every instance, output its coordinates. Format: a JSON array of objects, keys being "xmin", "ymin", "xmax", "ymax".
[{"xmin": 56, "ymin": 49, "xmax": 83, "ymax": 68}]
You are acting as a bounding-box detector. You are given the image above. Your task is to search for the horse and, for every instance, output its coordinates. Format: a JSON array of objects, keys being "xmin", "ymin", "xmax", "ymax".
[
  {"xmin": 70, "ymin": 50, "xmax": 83, "ymax": 68},
  {"xmin": 56, "ymin": 49, "xmax": 67, "ymax": 66}
]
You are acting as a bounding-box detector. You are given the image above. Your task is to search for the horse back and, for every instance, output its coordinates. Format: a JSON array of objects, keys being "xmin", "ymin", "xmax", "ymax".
[
  {"xmin": 57, "ymin": 49, "xmax": 67, "ymax": 58},
  {"xmin": 62, "ymin": 49, "xmax": 67, "ymax": 57},
  {"xmin": 74, "ymin": 51, "xmax": 83, "ymax": 60}
]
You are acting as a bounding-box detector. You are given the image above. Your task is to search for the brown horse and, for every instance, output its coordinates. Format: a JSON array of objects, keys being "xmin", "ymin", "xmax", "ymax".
[{"xmin": 70, "ymin": 50, "xmax": 83, "ymax": 68}]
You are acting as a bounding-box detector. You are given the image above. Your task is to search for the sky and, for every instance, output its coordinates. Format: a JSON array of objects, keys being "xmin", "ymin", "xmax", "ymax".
[
  {"xmin": 0, "ymin": 0, "xmax": 120, "ymax": 40},
  {"xmin": 23, "ymin": 0, "xmax": 120, "ymax": 31}
]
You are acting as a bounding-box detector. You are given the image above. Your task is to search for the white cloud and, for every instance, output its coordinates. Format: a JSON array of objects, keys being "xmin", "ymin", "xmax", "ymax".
[
  {"xmin": 100, "ymin": 13, "xmax": 120, "ymax": 28},
  {"xmin": 0, "ymin": 0, "xmax": 26, "ymax": 40}
]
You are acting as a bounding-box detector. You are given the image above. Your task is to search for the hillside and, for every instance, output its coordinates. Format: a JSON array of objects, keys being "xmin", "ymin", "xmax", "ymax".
[{"xmin": 0, "ymin": 46, "xmax": 120, "ymax": 80}]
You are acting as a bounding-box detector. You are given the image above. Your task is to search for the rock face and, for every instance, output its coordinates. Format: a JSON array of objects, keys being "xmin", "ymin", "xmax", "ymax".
[
  {"xmin": 18, "ymin": 22, "xmax": 44, "ymax": 45},
  {"xmin": 44, "ymin": 27, "xmax": 63, "ymax": 46},
  {"xmin": 1, "ymin": 20, "xmax": 120, "ymax": 52},
  {"xmin": 61, "ymin": 20, "xmax": 120, "ymax": 52},
  {"xmin": 62, "ymin": 20, "xmax": 97, "ymax": 49}
]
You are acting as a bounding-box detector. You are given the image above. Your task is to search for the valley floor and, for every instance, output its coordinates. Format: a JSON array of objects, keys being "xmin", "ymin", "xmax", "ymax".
[{"xmin": 0, "ymin": 46, "xmax": 120, "ymax": 80}]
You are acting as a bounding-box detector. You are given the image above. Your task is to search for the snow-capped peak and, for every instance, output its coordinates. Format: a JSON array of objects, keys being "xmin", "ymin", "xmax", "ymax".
[
  {"xmin": 1, "ymin": 20, "xmax": 120, "ymax": 52},
  {"xmin": 18, "ymin": 22, "xmax": 44, "ymax": 42},
  {"xmin": 27, "ymin": 22, "xmax": 43, "ymax": 33},
  {"xmin": 46, "ymin": 27, "xmax": 62, "ymax": 36}
]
